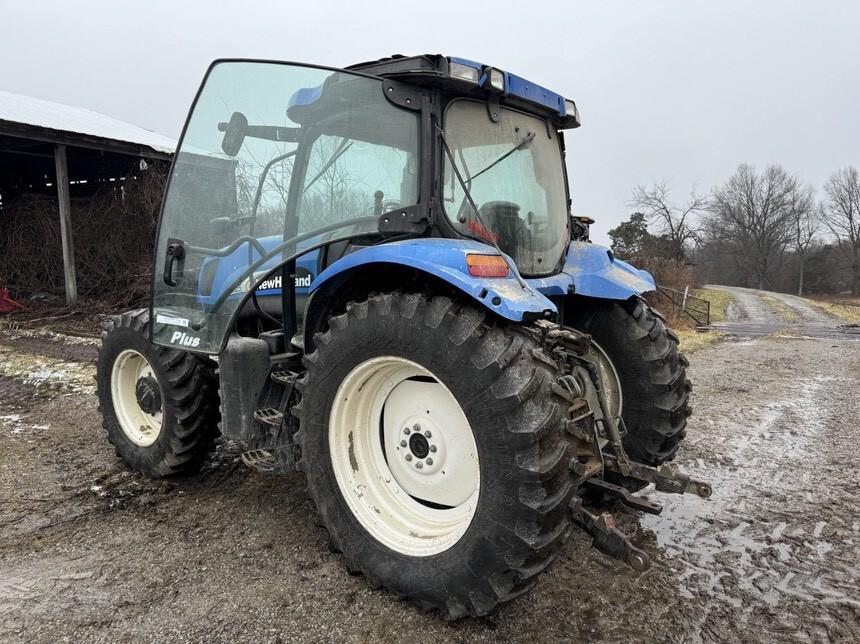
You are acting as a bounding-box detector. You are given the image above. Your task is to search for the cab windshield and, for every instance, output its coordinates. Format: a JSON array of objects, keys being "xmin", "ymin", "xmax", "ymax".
[
  {"xmin": 443, "ymin": 100, "xmax": 568, "ymax": 276},
  {"xmin": 152, "ymin": 61, "xmax": 419, "ymax": 353}
]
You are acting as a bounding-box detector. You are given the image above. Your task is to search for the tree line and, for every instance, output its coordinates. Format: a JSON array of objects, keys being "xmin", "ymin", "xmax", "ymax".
[{"xmin": 608, "ymin": 164, "xmax": 860, "ymax": 296}]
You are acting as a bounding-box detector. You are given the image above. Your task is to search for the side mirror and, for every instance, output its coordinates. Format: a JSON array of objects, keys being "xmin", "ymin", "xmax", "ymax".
[
  {"xmin": 218, "ymin": 112, "xmax": 248, "ymax": 157},
  {"xmin": 210, "ymin": 216, "xmax": 232, "ymax": 237}
]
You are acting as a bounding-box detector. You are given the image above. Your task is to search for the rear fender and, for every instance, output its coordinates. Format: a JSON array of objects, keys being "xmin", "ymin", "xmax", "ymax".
[
  {"xmin": 566, "ymin": 242, "xmax": 655, "ymax": 299},
  {"xmin": 305, "ymin": 239, "xmax": 557, "ymax": 344}
]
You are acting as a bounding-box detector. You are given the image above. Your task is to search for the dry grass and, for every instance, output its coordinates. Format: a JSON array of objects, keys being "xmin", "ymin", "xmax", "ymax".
[
  {"xmin": 675, "ymin": 327, "xmax": 723, "ymax": 353},
  {"xmin": 659, "ymin": 306, "xmax": 722, "ymax": 354},
  {"xmin": 758, "ymin": 293, "xmax": 799, "ymax": 323},
  {"xmin": 806, "ymin": 297, "xmax": 860, "ymax": 325},
  {"xmin": 813, "ymin": 294, "xmax": 860, "ymax": 306},
  {"xmin": 656, "ymin": 286, "xmax": 730, "ymax": 354},
  {"xmin": 693, "ymin": 287, "xmax": 733, "ymax": 323}
]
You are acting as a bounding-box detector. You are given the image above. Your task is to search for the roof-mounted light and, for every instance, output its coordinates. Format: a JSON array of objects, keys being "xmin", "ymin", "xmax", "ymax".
[
  {"xmin": 486, "ymin": 67, "xmax": 505, "ymax": 92},
  {"xmin": 449, "ymin": 61, "xmax": 480, "ymax": 84},
  {"xmin": 564, "ymin": 99, "xmax": 580, "ymax": 123}
]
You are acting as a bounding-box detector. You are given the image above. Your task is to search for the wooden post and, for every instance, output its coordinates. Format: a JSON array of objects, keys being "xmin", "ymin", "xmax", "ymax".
[{"xmin": 54, "ymin": 144, "xmax": 77, "ymax": 306}]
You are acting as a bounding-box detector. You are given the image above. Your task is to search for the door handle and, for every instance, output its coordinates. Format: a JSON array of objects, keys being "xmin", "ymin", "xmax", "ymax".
[{"xmin": 163, "ymin": 239, "xmax": 186, "ymax": 287}]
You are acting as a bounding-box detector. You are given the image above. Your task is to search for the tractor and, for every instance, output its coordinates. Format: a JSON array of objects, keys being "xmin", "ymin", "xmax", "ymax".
[{"xmin": 96, "ymin": 54, "xmax": 709, "ymax": 619}]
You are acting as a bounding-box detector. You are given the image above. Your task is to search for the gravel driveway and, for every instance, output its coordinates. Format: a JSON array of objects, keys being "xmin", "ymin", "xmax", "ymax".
[
  {"xmin": 707, "ymin": 284, "xmax": 860, "ymax": 340},
  {"xmin": 1, "ymin": 293, "xmax": 858, "ymax": 643}
]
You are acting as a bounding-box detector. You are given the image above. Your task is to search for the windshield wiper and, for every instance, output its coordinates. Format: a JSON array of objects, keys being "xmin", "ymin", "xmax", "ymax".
[
  {"xmin": 435, "ymin": 122, "xmax": 527, "ymax": 289},
  {"xmin": 451, "ymin": 130, "xmax": 535, "ymax": 233},
  {"xmin": 467, "ymin": 131, "xmax": 535, "ymax": 184}
]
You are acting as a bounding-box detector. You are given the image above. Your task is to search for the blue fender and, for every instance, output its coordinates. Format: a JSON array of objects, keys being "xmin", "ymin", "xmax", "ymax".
[
  {"xmin": 524, "ymin": 242, "xmax": 655, "ymax": 300},
  {"xmin": 310, "ymin": 238, "xmax": 558, "ymax": 321}
]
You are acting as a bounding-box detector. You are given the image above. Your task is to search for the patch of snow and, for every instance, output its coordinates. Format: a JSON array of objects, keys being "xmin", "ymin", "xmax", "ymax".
[
  {"xmin": 0, "ymin": 89, "xmax": 175, "ymax": 154},
  {"xmin": 5, "ymin": 328, "xmax": 99, "ymax": 346},
  {"xmin": 0, "ymin": 344, "xmax": 96, "ymax": 396}
]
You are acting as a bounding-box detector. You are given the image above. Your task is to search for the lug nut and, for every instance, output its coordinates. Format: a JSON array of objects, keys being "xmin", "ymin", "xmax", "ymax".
[
  {"xmin": 424, "ymin": 430, "xmax": 432, "ymax": 438},
  {"xmin": 400, "ymin": 440, "xmax": 407, "ymax": 447},
  {"xmin": 429, "ymin": 445, "xmax": 437, "ymax": 453},
  {"xmin": 404, "ymin": 428, "xmax": 411, "ymax": 435},
  {"xmin": 426, "ymin": 458, "xmax": 433, "ymax": 466},
  {"xmin": 413, "ymin": 423, "xmax": 421, "ymax": 432},
  {"xmin": 415, "ymin": 462, "xmax": 423, "ymax": 469},
  {"xmin": 405, "ymin": 454, "xmax": 412, "ymax": 461}
]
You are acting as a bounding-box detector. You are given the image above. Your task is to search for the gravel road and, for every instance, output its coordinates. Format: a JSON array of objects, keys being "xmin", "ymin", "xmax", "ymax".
[
  {"xmin": 1, "ymin": 292, "xmax": 858, "ymax": 643},
  {"xmin": 707, "ymin": 284, "xmax": 860, "ymax": 340}
]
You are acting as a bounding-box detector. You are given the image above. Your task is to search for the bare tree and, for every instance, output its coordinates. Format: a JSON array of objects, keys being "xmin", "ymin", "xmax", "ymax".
[
  {"xmin": 707, "ymin": 164, "xmax": 802, "ymax": 290},
  {"xmin": 300, "ymin": 138, "xmax": 370, "ymax": 228},
  {"xmin": 790, "ymin": 185, "xmax": 817, "ymax": 296},
  {"xmin": 629, "ymin": 182, "xmax": 707, "ymax": 261},
  {"xmin": 822, "ymin": 166, "xmax": 860, "ymax": 295}
]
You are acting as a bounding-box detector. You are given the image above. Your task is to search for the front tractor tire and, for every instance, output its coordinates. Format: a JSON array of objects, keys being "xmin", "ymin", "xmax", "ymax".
[
  {"xmin": 295, "ymin": 292, "xmax": 573, "ymax": 619},
  {"xmin": 567, "ymin": 297, "xmax": 692, "ymax": 466},
  {"xmin": 96, "ymin": 309, "xmax": 220, "ymax": 478}
]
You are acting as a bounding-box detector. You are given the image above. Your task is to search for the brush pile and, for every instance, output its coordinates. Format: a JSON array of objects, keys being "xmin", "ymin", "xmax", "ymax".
[{"xmin": 0, "ymin": 163, "xmax": 167, "ymax": 308}]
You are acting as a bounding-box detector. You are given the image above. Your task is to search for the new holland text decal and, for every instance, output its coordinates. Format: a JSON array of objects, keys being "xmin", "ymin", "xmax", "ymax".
[{"xmin": 255, "ymin": 267, "xmax": 313, "ymax": 293}]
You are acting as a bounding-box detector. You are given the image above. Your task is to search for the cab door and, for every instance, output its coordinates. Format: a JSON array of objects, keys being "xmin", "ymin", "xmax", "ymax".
[{"xmin": 151, "ymin": 60, "xmax": 421, "ymax": 354}]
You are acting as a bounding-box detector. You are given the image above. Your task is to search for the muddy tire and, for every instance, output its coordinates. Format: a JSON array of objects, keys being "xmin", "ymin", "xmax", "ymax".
[
  {"xmin": 567, "ymin": 297, "xmax": 691, "ymax": 466},
  {"xmin": 96, "ymin": 309, "xmax": 220, "ymax": 477},
  {"xmin": 294, "ymin": 292, "xmax": 573, "ymax": 619}
]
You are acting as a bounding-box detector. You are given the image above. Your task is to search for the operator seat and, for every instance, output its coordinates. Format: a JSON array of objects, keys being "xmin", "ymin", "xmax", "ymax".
[{"xmin": 479, "ymin": 201, "xmax": 530, "ymax": 259}]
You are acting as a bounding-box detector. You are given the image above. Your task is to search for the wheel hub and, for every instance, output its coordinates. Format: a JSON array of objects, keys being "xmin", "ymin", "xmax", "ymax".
[
  {"xmin": 383, "ymin": 378, "xmax": 476, "ymax": 505},
  {"xmin": 328, "ymin": 356, "xmax": 480, "ymax": 556},
  {"xmin": 110, "ymin": 349, "xmax": 163, "ymax": 447},
  {"xmin": 397, "ymin": 418, "xmax": 445, "ymax": 475},
  {"xmin": 135, "ymin": 376, "xmax": 162, "ymax": 415},
  {"xmin": 408, "ymin": 431, "xmax": 430, "ymax": 459}
]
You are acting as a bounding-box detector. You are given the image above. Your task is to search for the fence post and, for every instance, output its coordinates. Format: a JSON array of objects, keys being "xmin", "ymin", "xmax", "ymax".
[{"xmin": 681, "ymin": 285, "xmax": 689, "ymax": 312}]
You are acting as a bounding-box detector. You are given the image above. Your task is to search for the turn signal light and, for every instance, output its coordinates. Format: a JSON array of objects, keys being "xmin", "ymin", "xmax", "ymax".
[{"xmin": 466, "ymin": 254, "xmax": 509, "ymax": 278}]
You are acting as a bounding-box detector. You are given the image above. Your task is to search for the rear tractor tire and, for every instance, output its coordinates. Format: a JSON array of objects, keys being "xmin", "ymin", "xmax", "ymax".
[
  {"xmin": 295, "ymin": 292, "xmax": 574, "ymax": 618},
  {"xmin": 96, "ymin": 309, "xmax": 220, "ymax": 477},
  {"xmin": 567, "ymin": 297, "xmax": 692, "ymax": 467}
]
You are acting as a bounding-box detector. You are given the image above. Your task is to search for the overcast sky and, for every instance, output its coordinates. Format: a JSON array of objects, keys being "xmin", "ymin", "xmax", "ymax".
[{"xmin": 3, "ymin": 0, "xmax": 858, "ymax": 244}]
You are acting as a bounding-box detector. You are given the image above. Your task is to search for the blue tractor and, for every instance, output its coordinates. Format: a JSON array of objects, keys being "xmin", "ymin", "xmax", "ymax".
[{"xmin": 96, "ymin": 55, "xmax": 709, "ymax": 618}]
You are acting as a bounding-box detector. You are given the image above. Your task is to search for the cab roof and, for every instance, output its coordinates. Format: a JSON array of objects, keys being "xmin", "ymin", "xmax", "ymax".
[{"xmin": 347, "ymin": 54, "xmax": 580, "ymax": 129}]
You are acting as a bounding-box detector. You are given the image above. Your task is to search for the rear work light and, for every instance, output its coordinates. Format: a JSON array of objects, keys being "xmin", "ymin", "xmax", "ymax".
[
  {"xmin": 466, "ymin": 254, "xmax": 509, "ymax": 278},
  {"xmin": 489, "ymin": 68, "xmax": 504, "ymax": 90},
  {"xmin": 449, "ymin": 61, "xmax": 480, "ymax": 84},
  {"xmin": 481, "ymin": 67, "xmax": 504, "ymax": 91}
]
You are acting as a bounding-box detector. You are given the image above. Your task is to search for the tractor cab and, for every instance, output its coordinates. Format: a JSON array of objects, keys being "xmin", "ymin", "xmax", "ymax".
[{"xmin": 150, "ymin": 55, "xmax": 584, "ymax": 354}]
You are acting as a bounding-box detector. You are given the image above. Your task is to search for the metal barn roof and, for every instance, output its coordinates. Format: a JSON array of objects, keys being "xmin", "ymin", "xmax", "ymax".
[{"xmin": 0, "ymin": 89, "xmax": 175, "ymax": 157}]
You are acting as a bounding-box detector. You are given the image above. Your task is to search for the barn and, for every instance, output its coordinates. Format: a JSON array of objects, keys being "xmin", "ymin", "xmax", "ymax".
[{"xmin": 0, "ymin": 90, "xmax": 175, "ymax": 306}]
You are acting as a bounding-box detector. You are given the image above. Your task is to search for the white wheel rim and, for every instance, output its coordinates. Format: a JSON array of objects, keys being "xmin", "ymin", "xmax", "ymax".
[
  {"xmin": 588, "ymin": 340, "xmax": 623, "ymax": 418},
  {"xmin": 328, "ymin": 356, "xmax": 480, "ymax": 557},
  {"xmin": 110, "ymin": 349, "xmax": 163, "ymax": 447}
]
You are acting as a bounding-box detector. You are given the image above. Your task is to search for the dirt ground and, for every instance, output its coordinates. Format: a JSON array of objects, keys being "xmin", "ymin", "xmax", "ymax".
[{"xmin": 1, "ymin": 290, "xmax": 859, "ymax": 643}]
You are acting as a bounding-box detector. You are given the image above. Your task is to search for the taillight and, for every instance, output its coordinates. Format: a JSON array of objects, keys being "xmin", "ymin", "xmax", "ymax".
[{"xmin": 466, "ymin": 254, "xmax": 509, "ymax": 278}]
